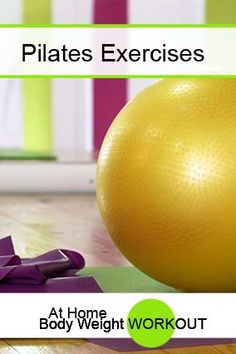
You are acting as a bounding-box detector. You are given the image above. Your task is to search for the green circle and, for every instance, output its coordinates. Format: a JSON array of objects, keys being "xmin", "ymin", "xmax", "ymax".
[{"xmin": 127, "ymin": 298, "xmax": 175, "ymax": 348}]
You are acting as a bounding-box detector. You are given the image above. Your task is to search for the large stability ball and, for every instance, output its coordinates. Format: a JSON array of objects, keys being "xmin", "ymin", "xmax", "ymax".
[{"xmin": 96, "ymin": 79, "xmax": 236, "ymax": 292}]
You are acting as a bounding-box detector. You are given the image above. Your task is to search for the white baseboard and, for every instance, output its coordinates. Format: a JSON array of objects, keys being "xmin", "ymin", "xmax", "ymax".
[{"xmin": 0, "ymin": 162, "xmax": 96, "ymax": 193}]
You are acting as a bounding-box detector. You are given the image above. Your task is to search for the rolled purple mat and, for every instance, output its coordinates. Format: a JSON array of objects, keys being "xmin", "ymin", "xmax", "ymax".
[{"xmin": 0, "ymin": 235, "xmax": 101, "ymax": 292}]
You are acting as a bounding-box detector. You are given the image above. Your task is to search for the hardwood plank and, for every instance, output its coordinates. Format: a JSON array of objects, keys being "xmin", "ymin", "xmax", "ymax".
[
  {"xmin": 0, "ymin": 194, "xmax": 128, "ymax": 266},
  {"xmin": 0, "ymin": 340, "xmax": 18, "ymax": 353},
  {"xmin": 4, "ymin": 339, "xmax": 115, "ymax": 354}
]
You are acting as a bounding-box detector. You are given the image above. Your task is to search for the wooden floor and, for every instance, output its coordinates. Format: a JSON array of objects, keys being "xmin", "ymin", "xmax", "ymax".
[{"xmin": 0, "ymin": 194, "xmax": 235, "ymax": 354}]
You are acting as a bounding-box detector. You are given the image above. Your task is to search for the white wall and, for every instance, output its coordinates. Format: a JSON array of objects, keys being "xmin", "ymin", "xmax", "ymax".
[
  {"xmin": 128, "ymin": 0, "xmax": 205, "ymax": 100},
  {"xmin": 0, "ymin": 0, "xmax": 22, "ymax": 23}
]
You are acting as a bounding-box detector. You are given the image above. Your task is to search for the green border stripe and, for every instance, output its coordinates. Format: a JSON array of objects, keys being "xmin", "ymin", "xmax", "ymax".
[
  {"xmin": 23, "ymin": 0, "xmax": 52, "ymax": 153},
  {"xmin": 206, "ymin": 0, "xmax": 236, "ymax": 24}
]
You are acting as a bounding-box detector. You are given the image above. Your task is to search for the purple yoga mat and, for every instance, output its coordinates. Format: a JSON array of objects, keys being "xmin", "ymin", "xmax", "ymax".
[
  {"xmin": 90, "ymin": 338, "xmax": 236, "ymax": 351},
  {"xmin": 0, "ymin": 236, "xmax": 101, "ymax": 292},
  {"xmin": 0, "ymin": 276, "xmax": 101, "ymax": 293}
]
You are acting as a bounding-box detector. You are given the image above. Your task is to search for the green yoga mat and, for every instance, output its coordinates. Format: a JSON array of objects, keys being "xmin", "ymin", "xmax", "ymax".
[
  {"xmin": 79, "ymin": 267, "xmax": 177, "ymax": 293},
  {"xmin": 0, "ymin": 149, "xmax": 55, "ymax": 160}
]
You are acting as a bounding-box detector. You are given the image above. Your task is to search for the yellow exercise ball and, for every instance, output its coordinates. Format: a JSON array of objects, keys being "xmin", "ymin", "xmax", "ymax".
[{"xmin": 97, "ymin": 79, "xmax": 236, "ymax": 292}]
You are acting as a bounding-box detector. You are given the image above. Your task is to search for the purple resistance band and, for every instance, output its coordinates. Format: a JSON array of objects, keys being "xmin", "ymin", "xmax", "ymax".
[
  {"xmin": 0, "ymin": 236, "xmax": 101, "ymax": 292},
  {"xmin": 93, "ymin": 0, "xmax": 128, "ymax": 152}
]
